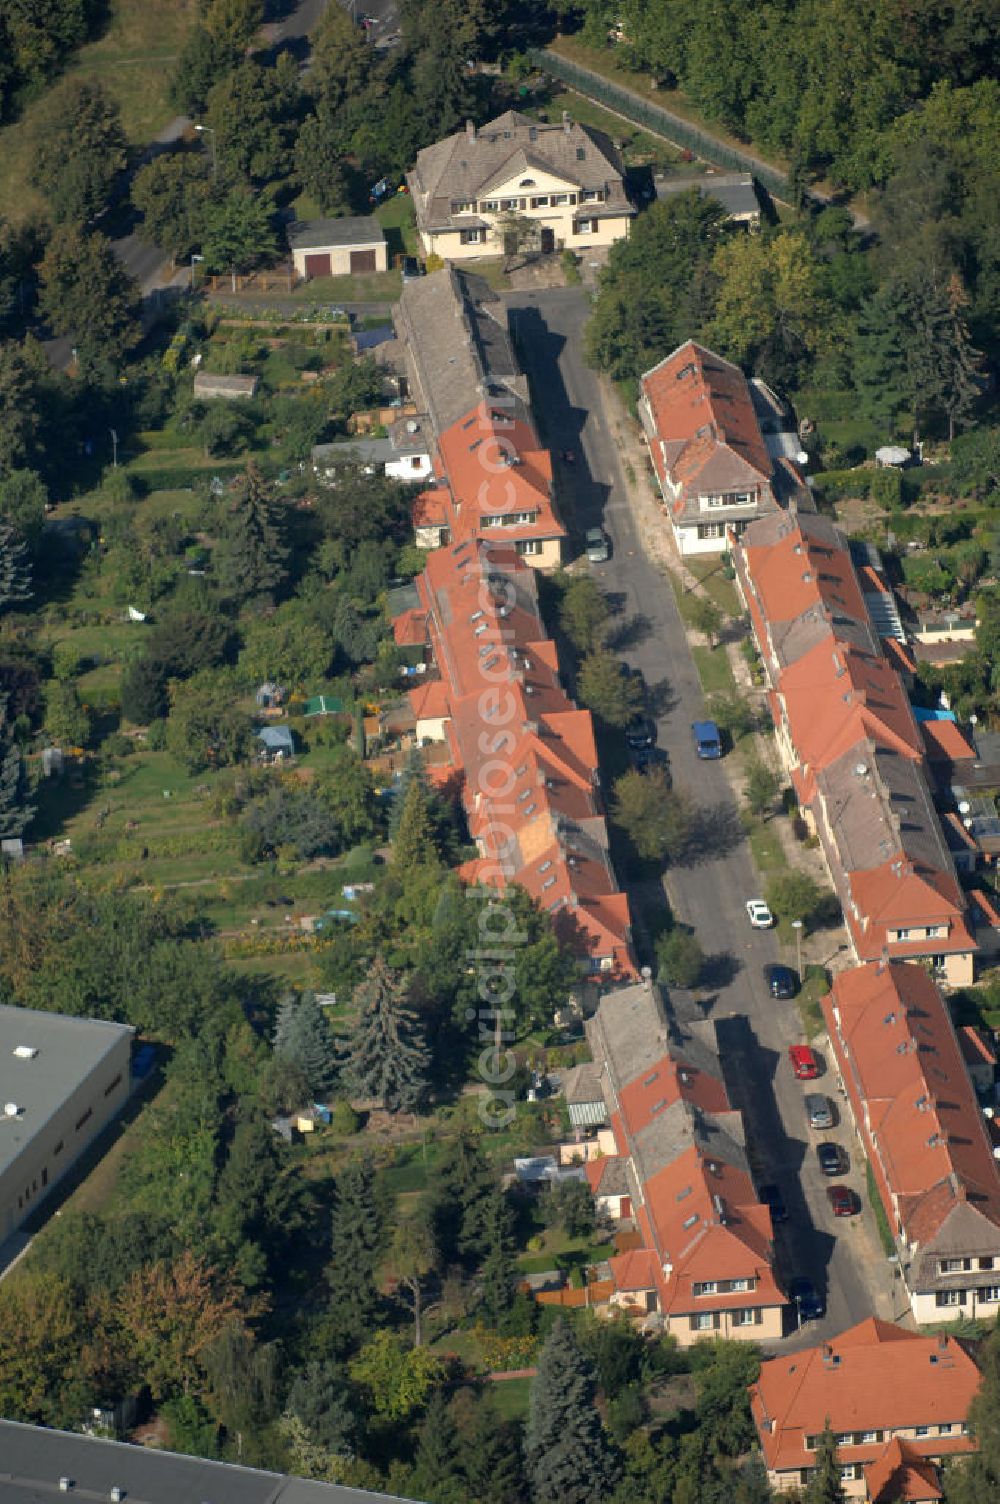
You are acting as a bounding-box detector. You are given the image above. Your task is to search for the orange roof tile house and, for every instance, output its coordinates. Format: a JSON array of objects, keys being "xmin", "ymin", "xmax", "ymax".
[
  {"xmin": 580, "ymin": 977, "xmax": 787, "ymax": 1344},
  {"xmin": 734, "ymin": 512, "xmax": 976, "ymax": 987},
  {"xmin": 394, "ymin": 268, "xmax": 566, "ymax": 568},
  {"xmin": 392, "ymin": 539, "xmax": 635, "ymax": 982},
  {"xmin": 638, "ymin": 341, "xmax": 809, "ymax": 557},
  {"xmin": 823, "ymin": 963, "xmax": 1000, "ymax": 1326},
  {"xmin": 750, "ymin": 1318, "xmax": 980, "ymax": 1499}
]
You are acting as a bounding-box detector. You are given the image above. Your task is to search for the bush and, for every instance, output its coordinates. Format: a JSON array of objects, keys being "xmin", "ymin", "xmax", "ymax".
[
  {"xmin": 869, "ymin": 467, "xmax": 903, "ymax": 510},
  {"xmin": 655, "ymin": 928, "xmax": 704, "ymax": 988},
  {"xmin": 331, "ymin": 1099, "xmax": 360, "ymax": 1134},
  {"xmin": 146, "ymin": 718, "xmax": 167, "ymax": 749}
]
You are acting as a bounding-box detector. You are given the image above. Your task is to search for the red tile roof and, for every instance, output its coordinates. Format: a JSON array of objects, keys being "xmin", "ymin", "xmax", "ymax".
[
  {"xmin": 920, "ymin": 719, "xmax": 977, "ymax": 764},
  {"xmin": 865, "ymin": 1438, "xmax": 943, "ymax": 1503},
  {"xmin": 750, "ymin": 1318, "xmax": 979, "ymax": 1478},
  {"xmin": 822, "ymin": 963, "xmax": 1000, "ymax": 1250},
  {"xmin": 397, "ymin": 539, "xmax": 635, "ymax": 977},
  {"xmin": 641, "ymin": 342, "xmax": 772, "ymax": 515}
]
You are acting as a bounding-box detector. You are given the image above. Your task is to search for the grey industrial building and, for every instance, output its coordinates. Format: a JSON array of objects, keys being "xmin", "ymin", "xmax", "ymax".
[
  {"xmin": 0, "ymin": 1004, "xmax": 134, "ymax": 1243},
  {"xmin": 0, "ymin": 1420, "xmax": 419, "ymax": 1503}
]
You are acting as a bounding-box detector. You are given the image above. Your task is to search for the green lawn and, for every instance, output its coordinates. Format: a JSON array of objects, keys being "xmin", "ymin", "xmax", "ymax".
[
  {"xmin": 488, "ymin": 1377, "xmax": 533, "ymax": 1420},
  {"xmin": 286, "ymin": 270, "xmax": 403, "ymax": 303},
  {"xmin": 0, "ymin": 0, "xmax": 196, "ymax": 223},
  {"xmin": 684, "ymin": 557, "xmax": 742, "ymax": 616},
  {"xmin": 690, "ymin": 644, "xmax": 735, "ymax": 696},
  {"xmin": 795, "ymin": 969, "xmax": 829, "ymax": 1040},
  {"xmin": 375, "ymin": 195, "xmax": 420, "ymax": 259},
  {"xmin": 745, "ymin": 816, "xmax": 788, "ymax": 873}
]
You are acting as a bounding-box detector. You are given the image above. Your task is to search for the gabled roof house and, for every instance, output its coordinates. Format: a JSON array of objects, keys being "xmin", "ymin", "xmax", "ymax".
[
  {"xmin": 733, "ymin": 510, "xmax": 976, "ymax": 986},
  {"xmin": 393, "ymin": 538, "xmax": 635, "ymax": 981},
  {"xmin": 638, "ymin": 340, "xmax": 809, "ymax": 556},
  {"xmin": 408, "ymin": 109, "xmax": 634, "ymax": 262},
  {"xmin": 394, "ymin": 268, "xmax": 566, "ymax": 567},
  {"xmin": 582, "ymin": 978, "xmax": 787, "ymax": 1343},
  {"xmin": 750, "ymin": 1318, "xmax": 980, "ymax": 1499},
  {"xmin": 823, "ymin": 962, "xmax": 1000, "ymax": 1325}
]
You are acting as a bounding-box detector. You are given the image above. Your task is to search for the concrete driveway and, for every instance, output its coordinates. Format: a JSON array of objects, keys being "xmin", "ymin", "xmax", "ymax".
[{"xmin": 507, "ymin": 286, "xmax": 899, "ymax": 1342}]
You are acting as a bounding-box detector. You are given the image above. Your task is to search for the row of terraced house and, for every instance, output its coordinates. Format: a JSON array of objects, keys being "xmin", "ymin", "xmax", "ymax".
[
  {"xmin": 387, "ymin": 266, "xmax": 632, "ymax": 980},
  {"xmin": 732, "ymin": 508, "xmax": 1000, "ymax": 1326}
]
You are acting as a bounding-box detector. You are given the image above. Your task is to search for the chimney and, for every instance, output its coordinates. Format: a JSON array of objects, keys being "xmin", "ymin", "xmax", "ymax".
[
  {"xmin": 821, "ymin": 1343, "xmax": 833, "ymax": 1362},
  {"xmin": 938, "ymin": 1333, "xmax": 948, "ymax": 1352},
  {"xmin": 466, "ymin": 119, "xmax": 476, "ymax": 142},
  {"xmin": 563, "ymin": 109, "xmax": 571, "ymax": 134},
  {"xmin": 641, "ymin": 965, "xmax": 653, "ymax": 992}
]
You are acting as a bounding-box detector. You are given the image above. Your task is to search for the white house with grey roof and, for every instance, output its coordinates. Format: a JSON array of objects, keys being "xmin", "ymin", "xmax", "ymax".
[
  {"xmin": 0, "ymin": 1005, "xmax": 133, "ymax": 1244},
  {"xmin": 653, "ymin": 171, "xmax": 763, "ymax": 229},
  {"xmin": 287, "ymin": 216, "xmax": 388, "ymax": 279},
  {"xmin": 407, "ymin": 109, "xmax": 634, "ymax": 262}
]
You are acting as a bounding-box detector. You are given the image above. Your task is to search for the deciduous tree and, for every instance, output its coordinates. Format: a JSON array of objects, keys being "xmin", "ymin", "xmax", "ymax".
[
  {"xmin": 132, "ymin": 152, "xmax": 216, "ymax": 261},
  {"xmin": 38, "ymin": 226, "xmax": 141, "ymax": 367},
  {"xmin": 655, "ymin": 927, "xmax": 704, "ymax": 988},
  {"xmin": 612, "ymin": 769, "xmax": 692, "ymax": 862},
  {"xmin": 32, "ymin": 78, "xmax": 126, "ymax": 224},
  {"xmin": 578, "ymin": 650, "xmax": 644, "ymax": 726}
]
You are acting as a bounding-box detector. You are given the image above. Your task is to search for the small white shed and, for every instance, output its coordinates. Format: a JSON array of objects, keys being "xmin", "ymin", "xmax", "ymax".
[{"xmin": 288, "ymin": 217, "xmax": 389, "ymax": 279}]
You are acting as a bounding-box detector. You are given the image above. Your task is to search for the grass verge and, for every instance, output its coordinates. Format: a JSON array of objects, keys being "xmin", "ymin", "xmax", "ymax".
[
  {"xmin": 866, "ymin": 1160, "xmax": 896, "ymax": 1257},
  {"xmin": 795, "ymin": 967, "xmax": 829, "ymax": 1040},
  {"xmin": 745, "ymin": 816, "xmax": 788, "ymax": 874},
  {"xmin": 690, "ymin": 644, "xmax": 735, "ymax": 696}
]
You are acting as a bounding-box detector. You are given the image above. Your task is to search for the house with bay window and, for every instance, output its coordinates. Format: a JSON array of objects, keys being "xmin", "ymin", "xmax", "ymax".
[{"xmin": 408, "ymin": 110, "xmax": 633, "ymax": 262}]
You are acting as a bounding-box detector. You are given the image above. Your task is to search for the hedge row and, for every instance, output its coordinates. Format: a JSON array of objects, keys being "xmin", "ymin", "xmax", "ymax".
[{"xmin": 126, "ymin": 463, "xmax": 245, "ymax": 495}]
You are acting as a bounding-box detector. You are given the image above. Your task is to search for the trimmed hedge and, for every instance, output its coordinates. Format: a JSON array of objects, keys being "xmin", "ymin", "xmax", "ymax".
[{"xmin": 127, "ymin": 463, "xmax": 245, "ymax": 495}]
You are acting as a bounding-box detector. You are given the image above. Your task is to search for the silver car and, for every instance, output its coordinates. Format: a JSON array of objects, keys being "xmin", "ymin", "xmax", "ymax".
[{"xmin": 805, "ymin": 1093, "xmax": 834, "ymax": 1129}]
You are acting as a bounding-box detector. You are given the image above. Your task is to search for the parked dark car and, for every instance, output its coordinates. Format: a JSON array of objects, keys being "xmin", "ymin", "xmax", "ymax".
[
  {"xmin": 625, "ymin": 715, "xmax": 656, "ymax": 751},
  {"xmin": 764, "ymin": 964, "xmax": 798, "ymax": 1000},
  {"xmin": 817, "ymin": 1141, "xmax": 848, "ymax": 1176},
  {"xmin": 758, "ymin": 1182, "xmax": 788, "ymax": 1223},
  {"xmin": 789, "ymin": 1276, "xmax": 825, "ymax": 1321},
  {"xmin": 400, "ymin": 256, "xmax": 424, "ymax": 281}
]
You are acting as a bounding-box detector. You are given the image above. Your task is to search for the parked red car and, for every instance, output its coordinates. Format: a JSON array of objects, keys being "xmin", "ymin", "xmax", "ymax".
[
  {"xmin": 789, "ymin": 1044, "xmax": 819, "ymax": 1080},
  {"xmin": 827, "ymin": 1185, "xmax": 857, "ymax": 1217}
]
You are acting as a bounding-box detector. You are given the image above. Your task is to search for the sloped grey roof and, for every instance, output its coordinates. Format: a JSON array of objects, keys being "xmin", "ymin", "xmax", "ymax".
[
  {"xmin": 409, "ymin": 109, "xmax": 631, "ymax": 233},
  {"xmin": 654, "ymin": 171, "xmax": 761, "ymax": 219},
  {"xmin": 0, "ymin": 1419, "xmax": 421, "ymax": 1504},
  {"xmin": 393, "ymin": 266, "xmax": 529, "ymax": 438},
  {"xmin": 287, "ymin": 216, "xmax": 386, "ymax": 250}
]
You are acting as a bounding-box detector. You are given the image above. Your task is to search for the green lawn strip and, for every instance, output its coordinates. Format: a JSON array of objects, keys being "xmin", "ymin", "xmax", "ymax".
[
  {"xmin": 684, "ymin": 557, "xmax": 742, "ymax": 615},
  {"xmin": 865, "ymin": 1161, "xmax": 896, "ymax": 1257},
  {"xmin": 793, "ymin": 968, "xmax": 828, "ymax": 1040},
  {"xmin": 744, "ymin": 815, "xmax": 788, "ymax": 873},
  {"xmin": 282, "ymin": 269, "xmax": 403, "ymax": 303},
  {"xmin": 487, "ymin": 1377, "xmax": 533, "ymax": 1419},
  {"xmin": 516, "ymin": 1241, "xmax": 612, "ymax": 1275},
  {"xmin": 690, "ymin": 644, "xmax": 735, "ymax": 696}
]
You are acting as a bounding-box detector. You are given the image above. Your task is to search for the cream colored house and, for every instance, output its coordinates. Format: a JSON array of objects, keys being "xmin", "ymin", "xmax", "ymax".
[{"xmin": 408, "ymin": 110, "xmax": 634, "ymax": 262}]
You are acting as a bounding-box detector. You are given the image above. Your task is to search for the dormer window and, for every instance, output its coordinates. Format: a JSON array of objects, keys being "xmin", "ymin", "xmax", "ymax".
[{"xmin": 519, "ymin": 178, "xmax": 536, "ymax": 187}]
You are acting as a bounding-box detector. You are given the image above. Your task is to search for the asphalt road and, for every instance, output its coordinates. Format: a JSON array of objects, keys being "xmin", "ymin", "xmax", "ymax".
[{"xmin": 507, "ymin": 286, "xmax": 893, "ymax": 1344}]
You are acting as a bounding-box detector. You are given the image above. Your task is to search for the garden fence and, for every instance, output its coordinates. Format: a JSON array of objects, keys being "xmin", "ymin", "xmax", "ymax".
[{"xmin": 531, "ymin": 48, "xmax": 789, "ymax": 201}]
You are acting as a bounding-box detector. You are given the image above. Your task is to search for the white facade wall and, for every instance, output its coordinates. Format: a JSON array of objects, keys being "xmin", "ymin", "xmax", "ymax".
[{"xmin": 0, "ymin": 1029, "xmax": 132, "ymax": 1242}]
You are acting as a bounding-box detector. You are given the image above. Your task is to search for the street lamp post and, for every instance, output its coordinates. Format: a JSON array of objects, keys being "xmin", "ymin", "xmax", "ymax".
[
  {"xmin": 109, "ymin": 428, "xmax": 118, "ymax": 469},
  {"xmin": 190, "ymin": 253, "xmax": 205, "ymax": 291},
  {"xmin": 193, "ymin": 124, "xmax": 217, "ymax": 179},
  {"xmin": 792, "ymin": 919, "xmax": 804, "ymax": 980}
]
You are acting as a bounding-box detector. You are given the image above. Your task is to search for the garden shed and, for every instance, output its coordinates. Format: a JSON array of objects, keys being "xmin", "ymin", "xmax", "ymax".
[
  {"xmin": 256, "ymin": 725, "xmax": 295, "ymax": 762},
  {"xmin": 193, "ymin": 371, "xmax": 259, "ymax": 401},
  {"xmin": 288, "ymin": 216, "xmax": 389, "ymax": 279}
]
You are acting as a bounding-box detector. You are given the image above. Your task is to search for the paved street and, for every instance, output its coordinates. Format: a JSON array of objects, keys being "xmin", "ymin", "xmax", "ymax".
[{"xmin": 507, "ymin": 286, "xmax": 899, "ymax": 1344}]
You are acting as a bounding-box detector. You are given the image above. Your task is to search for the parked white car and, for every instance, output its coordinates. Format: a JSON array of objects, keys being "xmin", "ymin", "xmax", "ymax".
[{"xmin": 746, "ymin": 899, "xmax": 775, "ymax": 929}]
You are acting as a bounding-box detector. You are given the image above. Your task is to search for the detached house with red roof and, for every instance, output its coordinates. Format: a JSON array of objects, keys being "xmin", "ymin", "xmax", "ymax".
[
  {"xmin": 734, "ymin": 511, "xmax": 976, "ymax": 986},
  {"xmin": 639, "ymin": 340, "xmax": 809, "ymax": 557},
  {"xmin": 393, "ymin": 539, "xmax": 635, "ymax": 981},
  {"xmin": 393, "ymin": 268, "xmax": 566, "ymax": 568},
  {"xmin": 750, "ymin": 1317, "xmax": 980, "ymax": 1499},
  {"xmin": 582, "ymin": 977, "xmax": 787, "ymax": 1343},
  {"xmin": 823, "ymin": 962, "xmax": 1000, "ymax": 1326}
]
